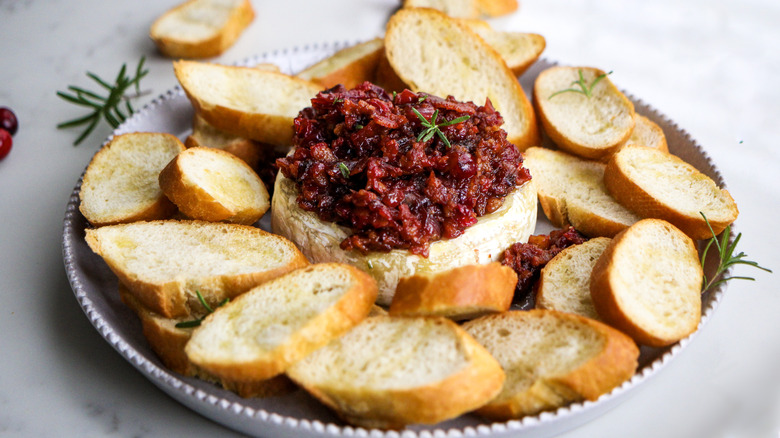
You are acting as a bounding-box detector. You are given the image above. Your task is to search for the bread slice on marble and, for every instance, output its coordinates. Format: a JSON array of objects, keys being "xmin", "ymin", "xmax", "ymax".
[
  {"xmin": 286, "ymin": 315, "xmax": 505, "ymax": 429},
  {"xmin": 389, "ymin": 263, "xmax": 517, "ymax": 320},
  {"xmin": 462, "ymin": 309, "xmax": 639, "ymax": 419},
  {"xmin": 604, "ymin": 144, "xmax": 738, "ymax": 240},
  {"xmin": 85, "ymin": 220, "xmax": 308, "ymax": 318},
  {"xmin": 185, "ymin": 263, "xmax": 377, "ymax": 383},
  {"xmin": 174, "ymin": 60, "xmax": 321, "ymax": 145},
  {"xmin": 384, "ymin": 7, "xmax": 539, "ymax": 149},
  {"xmin": 535, "ymin": 237, "xmax": 612, "ymax": 321},
  {"xmin": 150, "ymin": 0, "xmax": 255, "ymax": 58},
  {"xmin": 590, "ymin": 218, "xmax": 703, "ymax": 346},
  {"xmin": 534, "ymin": 66, "xmax": 635, "ymax": 160},
  {"xmin": 523, "ymin": 146, "xmax": 641, "ymax": 237},
  {"xmin": 159, "ymin": 147, "xmax": 270, "ymax": 225},
  {"xmin": 79, "ymin": 132, "xmax": 185, "ymax": 227}
]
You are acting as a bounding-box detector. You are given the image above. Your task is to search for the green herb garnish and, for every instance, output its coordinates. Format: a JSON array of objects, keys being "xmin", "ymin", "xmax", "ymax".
[
  {"xmin": 700, "ymin": 212, "xmax": 771, "ymax": 293},
  {"xmin": 392, "ymin": 91, "xmax": 397, "ymax": 99},
  {"xmin": 355, "ymin": 123, "xmax": 364, "ymax": 130},
  {"xmin": 367, "ymin": 260, "xmax": 374, "ymax": 270},
  {"xmin": 175, "ymin": 290, "xmax": 229, "ymax": 329},
  {"xmin": 334, "ymin": 98, "xmax": 344, "ymax": 104},
  {"xmin": 411, "ymin": 108, "xmax": 470, "ymax": 149},
  {"xmin": 338, "ymin": 162, "xmax": 350, "ymax": 178},
  {"xmin": 418, "ymin": 96, "xmax": 426, "ymax": 103},
  {"xmin": 57, "ymin": 57, "xmax": 149, "ymax": 145},
  {"xmin": 549, "ymin": 69, "xmax": 612, "ymax": 100}
]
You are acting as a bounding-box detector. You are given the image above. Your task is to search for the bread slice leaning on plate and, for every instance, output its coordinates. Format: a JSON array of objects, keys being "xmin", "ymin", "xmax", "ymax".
[
  {"xmin": 85, "ymin": 220, "xmax": 309, "ymax": 318},
  {"xmin": 286, "ymin": 315, "xmax": 505, "ymax": 429},
  {"xmin": 462, "ymin": 309, "xmax": 639, "ymax": 419},
  {"xmin": 185, "ymin": 263, "xmax": 378, "ymax": 383},
  {"xmin": 271, "ymin": 174, "xmax": 537, "ymax": 305}
]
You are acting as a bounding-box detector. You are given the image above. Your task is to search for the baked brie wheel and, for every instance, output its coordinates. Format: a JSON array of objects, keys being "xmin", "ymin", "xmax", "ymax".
[{"xmin": 272, "ymin": 174, "xmax": 537, "ymax": 305}]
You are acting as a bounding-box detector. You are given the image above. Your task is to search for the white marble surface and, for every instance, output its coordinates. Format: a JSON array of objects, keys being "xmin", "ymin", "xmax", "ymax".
[{"xmin": 1, "ymin": 0, "xmax": 778, "ymax": 436}]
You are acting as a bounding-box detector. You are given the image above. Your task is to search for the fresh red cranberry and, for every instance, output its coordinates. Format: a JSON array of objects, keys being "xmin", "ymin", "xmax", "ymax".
[
  {"xmin": 0, "ymin": 108, "xmax": 17, "ymax": 136},
  {"xmin": 0, "ymin": 129, "xmax": 12, "ymax": 160}
]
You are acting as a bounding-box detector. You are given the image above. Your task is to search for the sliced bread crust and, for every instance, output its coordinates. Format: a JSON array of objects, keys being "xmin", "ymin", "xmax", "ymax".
[
  {"xmin": 463, "ymin": 309, "xmax": 639, "ymax": 419},
  {"xmin": 523, "ymin": 146, "xmax": 640, "ymax": 237},
  {"xmin": 286, "ymin": 315, "xmax": 505, "ymax": 429},
  {"xmin": 459, "ymin": 19, "xmax": 545, "ymax": 76},
  {"xmin": 158, "ymin": 146, "xmax": 270, "ymax": 225},
  {"xmin": 174, "ymin": 61, "xmax": 322, "ymax": 145},
  {"xmin": 604, "ymin": 144, "xmax": 738, "ymax": 240},
  {"xmin": 589, "ymin": 219, "xmax": 703, "ymax": 347},
  {"xmin": 389, "ymin": 262, "xmax": 517, "ymax": 320},
  {"xmin": 185, "ymin": 113, "xmax": 263, "ymax": 168},
  {"xmin": 85, "ymin": 220, "xmax": 309, "ymax": 318},
  {"xmin": 185, "ymin": 263, "xmax": 378, "ymax": 382},
  {"xmin": 296, "ymin": 38, "xmax": 384, "ymax": 89},
  {"xmin": 79, "ymin": 132, "xmax": 185, "ymax": 227},
  {"xmin": 150, "ymin": 0, "xmax": 255, "ymax": 59},
  {"xmin": 536, "ymin": 237, "xmax": 612, "ymax": 321},
  {"xmin": 384, "ymin": 8, "xmax": 539, "ymax": 150},
  {"xmin": 534, "ymin": 66, "xmax": 635, "ymax": 160}
]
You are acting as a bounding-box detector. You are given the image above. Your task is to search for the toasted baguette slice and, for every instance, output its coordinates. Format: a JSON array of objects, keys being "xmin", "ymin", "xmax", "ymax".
[
  {"xmin": 185, "ymin": 263, "xmax": 378, "ymax": 382},
  {"xmin": 118, "ymin": 285, "xmax": 294, "ymax": 397},
  {"xmin": 384, "ymin": 8, "xmax": 539, "ymax": 150},
  {"xmin": 459, "ymin": 19, "xmax": 545, "ymax": 76},
  {"xmin": 159, "ymin": 147, "xmax": 269, "ymax": 225},
  {"xmin": 590, "ymin": 219, "xmax": 703, "ymax": 347},
  {"xmin": 79, "ymin": 132, "xmax": 185, "ymax": 227},
  {"xmin": 296, "ymin": 38, "xmax": 384, "ymax": 89},
  {"xmin": 185, "ymin": 114, "xmax": 263, "ymax": 167},
  {"xmin": 403, "ymin": 0, "xmax": 480, "ymax": 18},
  {"xmin": 476, "ymin": 0, "xmax": 519, "ymax": 17},
  {"xmin": 389, "ymin": 263, "xmax": 517, "ymax": 320},
  {"xmin": 534, "ymin": 67, "xmax": 635, "ymax": 160},
  {"xmin": 604, "ymin": 144, "xmax": 738, "ymax": 240},
  {"xmin": 150, "ymin": 0, "xmax": 254, "ymax": 59},
  {"xmin": 286, "ymin": 315, "xmax": 505, "ymax": 429},
  {"xmin": 524, "ymin": 147, "xmax": 641, "ymax": 237},
  {"xmin": 623, "ymin": 114, "xmax": 668, "ymax": 152},
  {"xmin": 373, "ymin": 52, "xmax": 408, "ymax": 93},
  {"xmin": 85, "ymin": 220, "xmax": 308, "ymax": 318},
  {"xmin": 536, "ymin": 237, "xmax": 612, "ymax": 321},
  {"xmin": 174, "ymin": 61, "xmax": 322, "ymax": 145},
  {"xmin": 463, "ymin": 309, "xmax": 639, "ymax": 419},
  {"xmin": 272, "ymin": 174, "xmax": 537, "ymax": 305}
]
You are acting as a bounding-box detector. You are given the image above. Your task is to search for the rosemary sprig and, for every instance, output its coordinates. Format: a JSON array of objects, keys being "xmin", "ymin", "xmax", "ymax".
[
  {"xmin": 411, "ymin": 108, "xmax": 470, "ymax": 149},
  {"xmin": 175, "ymin": 290, "xmax": 230, "ymax": 329},
  {"xmin": 338, "ymin": 162, "xmax": 350, "ymax": 178},
  {"xmin": 57, "ymin": 56, "xmax": 149, "ymax": 146},
  {"xmin": 549, "ymin": 69, "xmax": 612, "ymax": 100},
  {"xmin": 700, "ymin": 212, "xmax": 771, "ymax": 293}
]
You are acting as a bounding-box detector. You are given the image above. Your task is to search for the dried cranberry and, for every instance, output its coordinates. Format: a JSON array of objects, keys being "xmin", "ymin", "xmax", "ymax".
[
  {"xmin": 0, "ymin": 108, "xmax": 18, "ymax": 136},
  {"xmin": 0, "ymin": 129, "xmax": 12, "ymax": 160}
]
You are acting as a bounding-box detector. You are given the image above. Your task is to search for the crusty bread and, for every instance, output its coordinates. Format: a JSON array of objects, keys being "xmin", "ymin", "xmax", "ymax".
[
  {"xmin": 185, "ymin": 113, "xmax": 263, "ymax": 168},
  {"xmin": 79, "ymin": 132, "xmax": 185, "ymax": 227},
  {"xmin": 590, "ymin": 219, "xmax": 703, "ymax": 347},
  {"xmin": 523, "ymin": 147, "xmax": 640, "ymax": 237},
  {"xmin": 150, "ymin": 0, "xmax": 254, "ymax": 59},
  {"xmin": 286, "ymin": 315, "xmax": 505, "ymax": 429},
  {"xmin": 459, "ymin": 19, "xmax": 545, "ymax": 76},
  {"xmin": 536, "ymin": 237, "xmax": 612, "ymax": 321},
  {"xmin": 462, "ymin": 309, "xmax": 639, "ymax": 419},
  {"xmin": 85, "ymin": 220, "xmax": 308, "ymax": 318},
  {"xmin": 389, "ymin": 262, "xmax": 517, "ymax": 320},
  {"xmin": 272, "ymin": 174, "xmax": 537, "ymax": 305},
  {"xmin": 185, "ymin": 263, "xmax": 378, "ymax": 383},
  {"xmin": 118, "ymin": 284, "xmax": 294, "ymax": 398},
  {"xmin": 622, "ymin": 114, "xmax": 668, "ymax": 152},
  {"xmin": 384, "ymin": 8, "xmax": 539, "ymax": 150},
  {"xmin": 174, "ymin": 61, "xmax": 322, "ymax": 145},
  {"xmin": 476, "ymin": 0, "xmax": 519, "ymax": 17},
  {"xmin": 534, "ymin": 66, "xmax": 635, "ymax": 160},
  {"xmin": 159, "ymin": 147, "xmax": 269, "ymax": 225},
  {"xmin": 403, "ymin": 0, "xmax": 480, "ymax": 18},
  {"xmin": 296, "ymin": 38, "xmax": 384, "ymax": 89},
  {"xmin": 604, "ymin": 144, "xmax": 738, "ymax": 240}
]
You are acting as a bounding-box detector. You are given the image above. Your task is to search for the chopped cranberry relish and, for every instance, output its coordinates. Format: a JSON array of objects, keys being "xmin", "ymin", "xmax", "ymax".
[{"xmin": 276, "ymin": 82, "xmax": 531, "ymax": 256}]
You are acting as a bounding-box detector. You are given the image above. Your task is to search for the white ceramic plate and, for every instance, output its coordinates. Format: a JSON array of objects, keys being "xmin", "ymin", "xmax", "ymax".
[{"xmin": 62, "ymin": 43, "xmax": 731, "ymax": 438}]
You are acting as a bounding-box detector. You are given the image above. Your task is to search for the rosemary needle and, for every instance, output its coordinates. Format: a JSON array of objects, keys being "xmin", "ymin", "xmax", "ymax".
[
  {"xmin": 57, "ymin": 56, "xmax": 149, "ymax": 146},
  {"xmin": 175, "ymin": 290, "xmax": 230, "ymax": 329},
  {"xmin": 411, "ymin": 107, "xmax": 470, "ymax": 149},
  {"xmin": 549, "ymin": 69, "xmax": 613, "ymax": 100}
]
